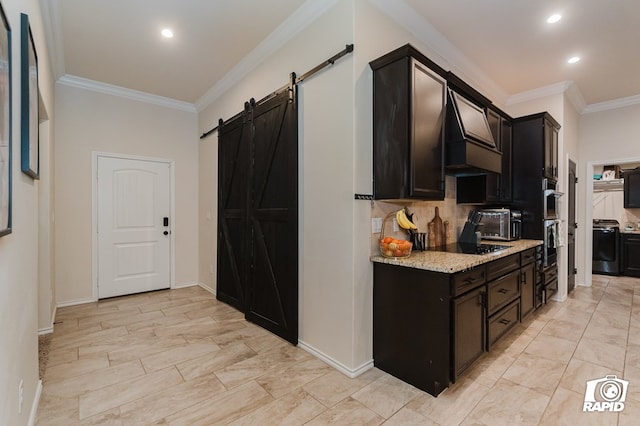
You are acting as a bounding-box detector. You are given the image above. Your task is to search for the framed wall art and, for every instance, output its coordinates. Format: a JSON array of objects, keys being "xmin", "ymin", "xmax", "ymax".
[
  {"xmin": 0, "ymin": 2, "xmax": 11, "ymax": 237},
  {"xmin": 21, "ymin": 13, "xmax": 38, "ymax": 180}
]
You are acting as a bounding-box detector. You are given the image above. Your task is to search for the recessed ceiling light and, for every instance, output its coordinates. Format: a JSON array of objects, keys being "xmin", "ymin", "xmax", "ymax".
[
  {"xmin": 568, "ymin": 56, "xmax": 580, "ymax": 64},
  {"xmin": 161, "ymin": 28, "xmax": 174, "ymax": 38},
  {"xmin": 547, "ymin": 14, "xmax": 562, "ymax": 24}
]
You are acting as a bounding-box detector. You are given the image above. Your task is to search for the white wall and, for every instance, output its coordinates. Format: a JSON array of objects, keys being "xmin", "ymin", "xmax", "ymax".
[
  {"xmin": 0, "ymin": 0, "xmax": 55, "ymax": 423},
  {"xmin": 54, "ymin": 84, "xmax": 199, "ymax": 304}
]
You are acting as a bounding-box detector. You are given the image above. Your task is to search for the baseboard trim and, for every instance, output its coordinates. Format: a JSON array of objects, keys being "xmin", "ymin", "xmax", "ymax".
[
  {"xmin": 198, "ymin": 282, "xmax": 216, "ymax": 295},
  {"xmin": 298, "ymin": 340, "xmax": 374, "ymax": 378},
  {"xmin": 28, "ymin": 379, "xmax": 43, "ymax": 426},
  {"xmin": 171, "ymin": 281, "xmax": 199, "ymax": 289},
  {"xmin": 37, "ymin": 327, "xmax": 53, "ymax": 336},
  {"xmin": 56, "ymin": 297, "xmax": 96, "ymax": 308},
  {"xmin": 38, "ymin": 306, "xmax": 58, "ymax": 335}
]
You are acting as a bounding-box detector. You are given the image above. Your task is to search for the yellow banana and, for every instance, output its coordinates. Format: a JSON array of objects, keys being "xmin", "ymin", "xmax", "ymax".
[{"xmin": 396, "ymin": 209, "xmax": 417, "ymax": 230}]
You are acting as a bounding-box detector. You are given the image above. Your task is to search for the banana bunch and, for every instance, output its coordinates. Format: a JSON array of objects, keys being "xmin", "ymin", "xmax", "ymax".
[{"xmin": 396, "ymin": 209, "xmax": 417, "ymax": 230}]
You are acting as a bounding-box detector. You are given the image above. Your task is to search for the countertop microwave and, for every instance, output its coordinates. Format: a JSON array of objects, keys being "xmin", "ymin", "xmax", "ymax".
[{"xmin": 477, "ymin": 208, "xmax": 522, "ymax": 241}]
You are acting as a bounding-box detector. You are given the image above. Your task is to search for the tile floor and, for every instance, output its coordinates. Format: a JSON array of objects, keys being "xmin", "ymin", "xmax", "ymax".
[{"xmin": 37, "ymin": 275, "xmax": 640, "ymax": 425}]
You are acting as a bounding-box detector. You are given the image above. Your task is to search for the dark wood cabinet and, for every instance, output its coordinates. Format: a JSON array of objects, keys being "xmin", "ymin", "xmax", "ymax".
[
  {"xmin": 624, "ymin": 169, "xmax": 640, "ymax": 208},
  {"xmin": 372, "ymin": 246, "xmax": 540, "ymax": 396},
  {"xmin": 520, "ymin": 262, "xmax": 535, "ymax": 319},
  {"xmin": 453, "ymin": 285, "xmax": 486, "ymax": 379},
  {"xmin": 370, "ymin": 46, "xmax": 447, "ymax": 200},
  {"xmin": 622, "ymin": 234, "xmax": 640, "ymax": 277},
  {"xmin": 373, "ymin": 263, "xmax": 451, "ymax": 397},
  {"xmin": 512, "ymin": 112, "xmax": 561, "ymax": 240},
  {"xmin": 456, "ymin": 108, "xmax": 512, "ymax": 204},
  {"xmin": 543, "ymin": 116, "xmax": 559, "ymax": 181}
]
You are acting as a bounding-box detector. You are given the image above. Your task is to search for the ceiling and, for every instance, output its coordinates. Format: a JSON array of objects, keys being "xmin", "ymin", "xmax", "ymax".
[{"xmin": 43, "ymin": 0, "xmax": 640, "ymax": 109}]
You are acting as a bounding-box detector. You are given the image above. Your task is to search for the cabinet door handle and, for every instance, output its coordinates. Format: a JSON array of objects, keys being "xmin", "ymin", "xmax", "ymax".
[
  {"xmin": 465, "ymin": 276, "xmax": 479, "ymax": 284},
  {"xmin": 499, "ymin": 318, "xmax": 511, "ymax": 325},
  {"xmin": 497, "ymin": 288, "xmax": 509, "ymax": 294}
]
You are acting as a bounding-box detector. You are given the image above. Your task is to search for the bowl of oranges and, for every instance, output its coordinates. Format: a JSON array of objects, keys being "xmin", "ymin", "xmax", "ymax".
[{"xmin": 379, "ymin": 236, "xmax": 412, "ymax": 258}]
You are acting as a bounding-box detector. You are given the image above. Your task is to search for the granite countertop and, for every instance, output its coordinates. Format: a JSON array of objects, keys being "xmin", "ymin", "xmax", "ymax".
[
  {"xmin": 621, "ymin": 228, "xmax": 640, "ymax": 234},
  {"xmin": 370, "ymin": 239, "xmax": 543, "ymax": 274}
]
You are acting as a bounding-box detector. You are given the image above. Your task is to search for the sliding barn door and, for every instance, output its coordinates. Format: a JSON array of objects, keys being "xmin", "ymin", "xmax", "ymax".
[
  {"xmin": 217, "ymin": 87, "xmax": 299, "ymax": 345},
  {"xmin": 217, "ymin": 113, "xmax": 250, "ymax": 311},
  {"xmin": 246, "ymin": 89, "xmax": 298, "ymax": 344}
]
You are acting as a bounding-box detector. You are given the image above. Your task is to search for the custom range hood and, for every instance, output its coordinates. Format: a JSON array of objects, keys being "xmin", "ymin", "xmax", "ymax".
[{"xmin": 445, "ymin": 89, "xmax": 502, "ymax": 175}]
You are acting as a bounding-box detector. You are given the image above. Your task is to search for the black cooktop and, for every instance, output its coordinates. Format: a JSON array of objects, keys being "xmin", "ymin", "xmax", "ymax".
[{"xmin": 430, "ymin": 243, "xmax": 512, "ymax": 255}]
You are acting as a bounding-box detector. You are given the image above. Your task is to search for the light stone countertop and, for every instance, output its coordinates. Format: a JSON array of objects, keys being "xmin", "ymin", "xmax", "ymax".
[
  {"xmin": 621, "ymin": 229, "xmax": 640, "ymax": 234},
  {"xmin": 370, "ymin": 239, "xmax": 543, "ymax": 274}
]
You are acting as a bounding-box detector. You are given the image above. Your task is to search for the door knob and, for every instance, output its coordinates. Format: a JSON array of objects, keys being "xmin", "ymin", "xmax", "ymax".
[{"xmin": 163, "ymin": 231, "xmax": 169, "ymax": 236}]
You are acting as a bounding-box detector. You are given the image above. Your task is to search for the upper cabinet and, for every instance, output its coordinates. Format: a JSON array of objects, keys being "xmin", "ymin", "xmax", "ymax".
[
  {"xmin": 624, "ymin": 168, "xmax": 640, "ymax": 208},
  {"xmin": 456, "ymin": 106, "xmax": 513, "ymax": 204},
  {"xmin": 370, "ymin": 45, "xmax": 447, "ymax": 200},
  {"xmin": 513, "ymin": 112, "xmax": 560, "ymax": 183},
  {"xmin": 543, "ymin": 116, "xmax": 560, "ymax": 181}
]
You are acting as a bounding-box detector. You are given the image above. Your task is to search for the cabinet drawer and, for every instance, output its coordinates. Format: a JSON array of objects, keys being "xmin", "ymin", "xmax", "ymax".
[
  {"xmin": 520, "ymin": 248, "xmax": 536, "ymax": 266},
  {"xmin": 543, "ymin": 265, "xmax": 558, "ymax": 285},
  {"xmin": 486, "ymin": 253, "xmax": 520, "ymax": 281},
  {"xmin": 453, "ymin": 267, "xmax": 486, "ymax": 296},
  {"xmin": 487, "ymin": 270, "xmax": 520, "ymax": 315},
  {"xmin": 488, "ymin": 299, "xmax": 520, "ymax": 348}
]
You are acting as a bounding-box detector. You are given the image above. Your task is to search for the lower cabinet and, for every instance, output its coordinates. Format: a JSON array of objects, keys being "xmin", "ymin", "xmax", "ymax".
[
  {"xmin": 373, "ymin": 246, "xmax": 541, "ymax": 397},
  {"xmin": 622, "ymin": 234, "xmax": 640, "ymax": 277},
  {"xmin": 520, "ymin": 262, "xmax": 535, "ymax": 319},
  {"xmin": 453, "ymin": 285, "xmax": 486, "ymax": 380}
]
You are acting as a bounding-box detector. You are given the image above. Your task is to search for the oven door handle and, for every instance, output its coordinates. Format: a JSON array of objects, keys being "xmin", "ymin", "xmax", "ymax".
[{"xmin": 544, "ymin": 189, "xmax": 564, "ymax": 198}]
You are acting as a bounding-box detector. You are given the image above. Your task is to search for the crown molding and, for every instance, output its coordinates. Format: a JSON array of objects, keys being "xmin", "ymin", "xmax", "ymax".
[
  {"xmin": 505, "ymin": 81, "xmax": 572, "ymax": 106},
  {"xmin": 39, "ymin": 0, "xmax": 66, "ymax": 79},
  {"xmin": 369, "ymin": 0, "xmax": 509, "ymax": 106},
  {"xmin": 582, "ymin": 94, "xmax": 640, "ymax": 114},
  {"xmin": 506, "ymin": 80, "xmax": 587, "ymax": 114},
  {"xmin": 194, "ymin": 0, "xmax": 339, "ymax": 112},
  {"xmin": 58, "ymin": 75, "xmax": 197, "ymax": 113}
]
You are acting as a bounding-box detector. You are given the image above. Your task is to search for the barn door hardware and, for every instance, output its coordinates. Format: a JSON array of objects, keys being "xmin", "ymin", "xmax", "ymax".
[{"xmin": 200, "ymin": 44, "xmax": 354, "ymax": 140}]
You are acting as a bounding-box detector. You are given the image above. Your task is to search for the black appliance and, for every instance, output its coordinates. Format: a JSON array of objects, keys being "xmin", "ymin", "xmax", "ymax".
[
  {"xmin": 445, "ymin": 89, "xmax": 502, "ymax": 175},
  {"xmin": 593, "ymin": 219, "xmax": 620, "ymax": 275},
  {"xmin": 431, "ymin": 243, "xmax": 511, "ymax": 255},
  {"xmin": 543, "ymin": 179, "xmax": 563, "ymax": 219}
]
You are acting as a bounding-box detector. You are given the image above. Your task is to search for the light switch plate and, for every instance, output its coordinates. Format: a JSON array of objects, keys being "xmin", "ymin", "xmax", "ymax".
[{"xmin": 372, "ymin": 217, "xmax": 382, "ymax": 233}]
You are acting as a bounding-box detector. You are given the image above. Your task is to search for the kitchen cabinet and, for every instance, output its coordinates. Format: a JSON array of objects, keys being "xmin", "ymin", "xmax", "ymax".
[
  {"xmin": 373, "ymin": 263, "xmax": 451, "ymax": 397},
  {"xmin": 512, "ymin": 112, "xmax": 561, "ymax": 240},
  {"xmin": 544, "ymin": 116, "xmax": 559, "ymax": 181},
  {"xmin": 456, "ymin": 107, "xmax": 513, "ymax": 204},
  {"xmin": 622, "ymin": 234, "xmax": 640, "ymax": 277},
  {"xmin": 624, "ymin": 169, "xmax": 640, "ymax": 208},
  {"xmin": 372, "ymin": 245, "xmax": 538, "ymax": 396},
  {"xmin": 453, "ymin": 285, "xmax": 486, "ymax": 379},
  {"xmin": 485, "ymin": 254, "xmax": 520, "ymax": 349},
  {"xmin": 520, "ymin": 248, "xmax": 536, "ymax": 319},
  {"xmin": 370, "ymin": 45, "xmax": 447, "ymax": 200}
]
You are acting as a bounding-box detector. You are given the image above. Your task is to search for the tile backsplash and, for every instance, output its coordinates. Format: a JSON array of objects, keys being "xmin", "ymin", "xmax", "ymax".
[{"xmin": 370, "ymin": 176, "xmax": 475, "ymax": 255}]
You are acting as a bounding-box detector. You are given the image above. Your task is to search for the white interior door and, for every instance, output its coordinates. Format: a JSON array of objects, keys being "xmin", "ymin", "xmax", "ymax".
[{"xmin": 97, "ymin": 156, "xmax": 171, "ymax": 299}]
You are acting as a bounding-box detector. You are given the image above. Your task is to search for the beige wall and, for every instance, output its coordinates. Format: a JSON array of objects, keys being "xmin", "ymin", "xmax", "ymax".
[
  {"xmin": 0, "ymin": 0, "xmax": 56, "ymax": 423},
  {"xmin": 198, "ymin": 0, "xmax": 361, "ymax": 371},
  {"xmin": 54, "ymin": 84, "xmax": 199, "ymax": 304},
  {"xmin": 578, "ymin": 103, "xmax": 640, "ymax": 286}
]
